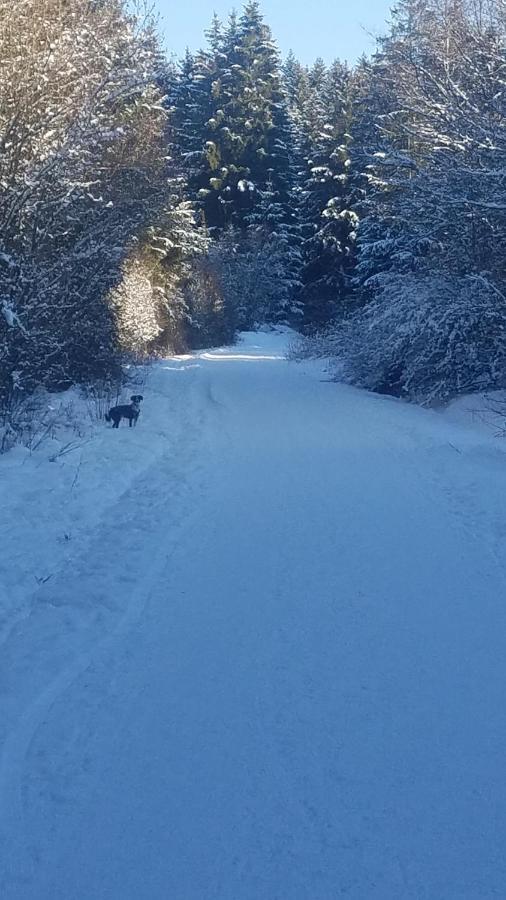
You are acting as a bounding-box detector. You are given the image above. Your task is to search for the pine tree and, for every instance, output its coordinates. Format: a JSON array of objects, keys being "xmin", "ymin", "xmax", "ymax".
[
  {"xmin": 297, "ymin": 62, "xmax": 359, "ymax": 327},
  {"xmin": 168, "ymin": 2, "xmax": 304, "ymax": 328},
  {"xmin": 171, "ymin": 2, "xmax": 298, "ymax": 235}
]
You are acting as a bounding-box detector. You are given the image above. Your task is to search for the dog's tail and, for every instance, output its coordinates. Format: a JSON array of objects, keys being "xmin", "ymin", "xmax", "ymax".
[{"xmin": 105, "ymin": 411, "xmax": 111, "ymax": 422}]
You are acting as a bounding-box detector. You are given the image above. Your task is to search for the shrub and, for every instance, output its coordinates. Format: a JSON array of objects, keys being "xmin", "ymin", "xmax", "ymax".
[{"xmin": 296, "ymin": 274, "xmax": 506, "ymax": 405}]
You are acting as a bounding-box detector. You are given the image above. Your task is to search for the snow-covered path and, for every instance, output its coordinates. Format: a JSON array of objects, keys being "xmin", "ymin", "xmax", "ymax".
[{"xmin": 2, "ymin": 333, "xmax": 506, "ymax": 898}]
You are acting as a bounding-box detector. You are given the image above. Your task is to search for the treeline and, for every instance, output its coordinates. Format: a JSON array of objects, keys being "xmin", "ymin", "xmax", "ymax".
[
  {"xmin": 1, "ymin": 0, "xmax": 505, "ymax": 427},
  {"xmin": 168, "ymin": 0, "xmax": 506, "ymax": 403},
  {"xmin": 300, "ymin": 0, "xmax": 506, "ymax": 404}
]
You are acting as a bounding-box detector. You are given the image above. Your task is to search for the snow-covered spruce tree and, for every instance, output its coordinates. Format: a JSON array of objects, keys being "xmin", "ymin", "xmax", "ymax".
[
  {"xmin": 165, "ymin": 46, "xmax": 215, "ymax": 207},
  {"xmin": 295, "ymin": 61, "xmax": 360, "ymax": 328},
  {"xmin": 283, "ymin": 52, "xmax": 307, "ymax": 115},
  {"xmin": 169, "ymin": 2, "xmax": 304, "ymax": 328},
  {"xmin": 171, "ymin": 3, "xmax": 298, "ymax": 232},
  {"xmin": 286, "ymin": 58, "xmax": 330, "ymax": 152},
  {"xmin": 245, "ymin": 175, "xmax": 303, "ymax": 325},
  {"xmin": 0, "ymin": 0, "xmax": 168, "ymax": 411}
]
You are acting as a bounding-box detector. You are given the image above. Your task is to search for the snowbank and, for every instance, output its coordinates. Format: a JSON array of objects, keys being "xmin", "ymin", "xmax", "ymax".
[
  {"xmin": 440, "ymin": 390, "xmax": 506, "ymax": 437},
  {"xmin": 0, "ymin": 364, "xmax": 189, "ymax": 637}
]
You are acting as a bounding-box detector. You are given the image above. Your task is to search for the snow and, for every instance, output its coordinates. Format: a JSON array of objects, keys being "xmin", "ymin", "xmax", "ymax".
[
  {"xmin": 1, "ymin": 301, "xmax": 22, "ymax": 329},
  {"xmin": 0, "ymin": 252, "xmax": 14, "ymax": 268},
  {"xmin": 2, "ymin": 331, "xmax": 506, "ymax": 897}
]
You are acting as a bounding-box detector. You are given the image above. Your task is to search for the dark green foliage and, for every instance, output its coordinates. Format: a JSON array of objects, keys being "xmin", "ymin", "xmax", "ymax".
[
  {"xmin": 286, "ymin": 60, "xmax": 360, "ymax": 328},
  {"xmin": 171, "ymin": 3, "xmax": 297, "ymax": 235}
]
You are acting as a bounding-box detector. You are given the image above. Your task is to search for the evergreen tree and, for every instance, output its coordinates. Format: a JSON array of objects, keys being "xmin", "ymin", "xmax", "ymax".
[
  {"xmin": 168, "ymin": 2, "xmax": 304, "ymax": 327},
  {"xmin": 297, "ymin": 62, "xmax": 359, "ymax": 327},
  {"xmin": 171, "ymin": 2, "xmax": 297, "ymax": 235}
]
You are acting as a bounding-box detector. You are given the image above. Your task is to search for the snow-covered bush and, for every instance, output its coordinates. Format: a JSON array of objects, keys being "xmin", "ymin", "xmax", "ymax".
[
  {"xmin": 323, "ymin": 274, "xmax": 506, "ymax": 404},
  {"xmin": 83, "ymin": 381, "xmax": 123, "ymax": 424},
  {"xmin": 288, "ymin": 326, "xmax": 342, "ymax": 364},
  {"xmin": 0, "ymin": 389, "xmax": 87, "ymax": 453},
  {"xmin": 111, "ymin": 258, "xmax": 164, "ymax": 357}
]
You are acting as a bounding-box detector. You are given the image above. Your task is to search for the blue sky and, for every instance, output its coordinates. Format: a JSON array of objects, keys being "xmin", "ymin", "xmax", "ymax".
[{"xmin": 155, "ymin": 0, "xmax": 394, "ymax": 65}]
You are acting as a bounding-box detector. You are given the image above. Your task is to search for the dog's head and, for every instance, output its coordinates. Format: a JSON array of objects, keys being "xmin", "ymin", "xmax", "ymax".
[{"xmin": 130, "ymin": 395, "xmax": 143, "ymax": 404}]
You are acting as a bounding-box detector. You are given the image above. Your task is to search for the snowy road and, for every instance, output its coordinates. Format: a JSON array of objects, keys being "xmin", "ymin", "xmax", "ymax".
[{"xmin": 2, "ymin": 333, "xmax": 506, "ymax": 898}]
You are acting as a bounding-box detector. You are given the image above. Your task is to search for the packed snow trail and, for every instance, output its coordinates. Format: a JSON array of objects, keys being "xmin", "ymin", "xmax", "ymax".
[{"xmin": 2, "ymin": 333, "xmax": 506, "ymax": 899}]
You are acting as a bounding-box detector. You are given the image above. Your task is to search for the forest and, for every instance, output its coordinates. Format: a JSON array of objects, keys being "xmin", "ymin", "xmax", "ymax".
[{"xmin": 1, "ymin": 0, "xmax": 505, "ymax": 443}]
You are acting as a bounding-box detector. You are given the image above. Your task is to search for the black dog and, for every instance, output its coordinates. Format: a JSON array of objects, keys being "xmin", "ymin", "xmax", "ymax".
[{"xmin": 105, "ymin": 395, "xmax": 143, "ymax": 429}]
